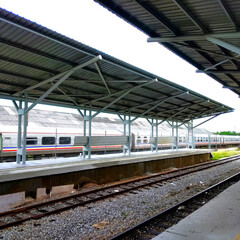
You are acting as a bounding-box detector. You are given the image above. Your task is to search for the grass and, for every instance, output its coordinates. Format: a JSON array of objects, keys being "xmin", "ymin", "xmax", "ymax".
[{"xmin": 211, "ymin": 148, "xmax": 240, "ymax": 160}]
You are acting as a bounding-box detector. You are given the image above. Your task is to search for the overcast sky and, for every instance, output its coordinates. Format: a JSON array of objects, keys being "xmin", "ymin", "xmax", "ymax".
[{"xmin": 0, "ymin": 0, "xmax": 239, "ymax": 132}]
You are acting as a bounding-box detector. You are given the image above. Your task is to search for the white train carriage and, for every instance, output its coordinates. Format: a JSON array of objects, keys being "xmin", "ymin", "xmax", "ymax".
[{"xmin": 0, "ymin": 127, "xmax": 240, "ymax": 161}]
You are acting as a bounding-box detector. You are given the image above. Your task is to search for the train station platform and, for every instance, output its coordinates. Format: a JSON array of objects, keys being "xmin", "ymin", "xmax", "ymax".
[
  {"xmin": 0, "ymin": 149, "xmax": 212, "ymax": 201},
  {"xmin": 153, "ymin": 180, "xmax": 240, "ymax": 240}
]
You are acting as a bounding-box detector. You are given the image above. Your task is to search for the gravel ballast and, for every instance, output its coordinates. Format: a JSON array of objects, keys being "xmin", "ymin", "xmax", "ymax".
[{"xmin": 1, "ymin": 159, "xmax": 240, "ymax": 240}]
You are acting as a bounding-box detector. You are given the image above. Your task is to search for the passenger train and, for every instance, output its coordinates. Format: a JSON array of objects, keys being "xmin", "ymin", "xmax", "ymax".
[
  {"xmin": 0, "ymin": 130, "xmax": 240, "ymax": 161},
  {"xmin": 0, "ymin": 105, "xmax": 239, "ymax": 161}
]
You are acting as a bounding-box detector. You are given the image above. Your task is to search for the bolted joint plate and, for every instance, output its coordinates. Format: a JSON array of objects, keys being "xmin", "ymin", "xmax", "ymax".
[{"xmin": 18, "ymin": 109, "xmax": 24, "ymax": 115}]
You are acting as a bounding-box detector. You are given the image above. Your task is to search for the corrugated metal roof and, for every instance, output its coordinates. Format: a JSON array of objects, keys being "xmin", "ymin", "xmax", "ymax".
[
  {"xmin": 95, "ymin": 0, "xmax": 240, "ymax": 96},
  {"xmin": 0, "ymin": 7, "xmax": 233, "ymax": 123}
]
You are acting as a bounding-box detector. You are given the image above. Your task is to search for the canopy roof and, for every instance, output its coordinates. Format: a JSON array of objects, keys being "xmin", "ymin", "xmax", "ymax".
[
  {"xmin": 95, "ymin": 0, "xmax": 240, "ymax": 97},
  {"xmin": 0, "ymin": 8, "xmax": 233, "ymax": 123}
]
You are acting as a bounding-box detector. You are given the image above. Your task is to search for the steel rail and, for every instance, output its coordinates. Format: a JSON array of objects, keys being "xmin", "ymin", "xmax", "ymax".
[
  {"xmin": 110, "ymin": 168, "xmax": 240, "ymax": 240},
  {"xmin": 0, "ymin": 154, "xmax": 239, "ymax": 230}
]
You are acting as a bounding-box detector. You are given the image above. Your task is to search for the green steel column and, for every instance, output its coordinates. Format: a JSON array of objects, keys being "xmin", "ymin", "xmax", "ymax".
[
  {"xmin": 16, "ymin": 101, "xmax": 22, "ymax": 164},
  {"xmin": 22, "ymin": 94, "xmax": 28, "ymax": 165}
]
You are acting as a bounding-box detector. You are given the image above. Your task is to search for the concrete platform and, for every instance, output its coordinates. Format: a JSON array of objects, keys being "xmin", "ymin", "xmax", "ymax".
[
  {"xmin": 0, "ymin": 149, "xmax": 212, "ymax": 197},
  {"xmin": 153, "ymin": 180, "xmax": 240, "ymax": 240}
]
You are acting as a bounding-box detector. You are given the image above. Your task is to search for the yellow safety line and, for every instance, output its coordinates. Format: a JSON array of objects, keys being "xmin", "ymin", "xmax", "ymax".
[{"xmin": 234, "ymin": 232, "xmax": 240, "ymax": 240}]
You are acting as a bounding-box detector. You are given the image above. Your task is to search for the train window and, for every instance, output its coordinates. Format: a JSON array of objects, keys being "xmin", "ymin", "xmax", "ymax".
[
  {"xmin": 143, "ymin": 136, "xmax": 148, "ymax": 143},
  {"xmin": 59, "ymin": 137, "xmax": 71, "ymax": 144},
  {"xmin": 26, "ymin": 137, "xmax": 38, "ymax": 145},
  {"xmin": 42, "ymin": 137, "xmax": 55, "ymax": 145}
]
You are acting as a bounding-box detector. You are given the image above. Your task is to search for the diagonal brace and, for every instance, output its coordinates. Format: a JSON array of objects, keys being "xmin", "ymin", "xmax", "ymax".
[
  {"xmin": 130, "ymin": 92, "xmax": 186, "ymax": 122},
  {"xmin": 206, "ymin": 36, "xmax": 240, "ymax": 56},
  {"xmin": 16, "ymin": 55, "xmax": 102, "ymax": 95},
  {"xmin": 91, "ymin": 79, "xmax": 156, "ymax": 119},
  {"xmin": 25, "ymin": 56, "xmax": 101, "ymax": 113},
  {"xmin": 94, "ymin": 62, "xmax": 111, "ymax": 94},
  {"xmin": 193, "ymin": 114, "xmax": 220, "ymax": 129}
]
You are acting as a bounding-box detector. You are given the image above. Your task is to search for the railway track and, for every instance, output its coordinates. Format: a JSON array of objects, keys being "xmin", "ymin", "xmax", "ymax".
[
  {"xmin": 0, "ymin": 154, "xmax": 239, "ymax": 231},
  {"xmin": 110, "ymin": 171, "xmax": 240, "ymax": 240}
]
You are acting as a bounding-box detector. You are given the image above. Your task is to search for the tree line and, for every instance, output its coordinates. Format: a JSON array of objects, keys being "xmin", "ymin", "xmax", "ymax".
[{"xmin": 214, "ymin": 131, "xmax": 240, "ymax": 136}]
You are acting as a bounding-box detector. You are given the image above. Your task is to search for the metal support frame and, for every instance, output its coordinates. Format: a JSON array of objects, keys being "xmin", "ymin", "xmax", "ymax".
[
  {"xmin": 147, "ymin": 32, "xmax": 240, "ymax": 43},
  {"xmin": 206, "ymin": 36, "xmax": 240, "ymax": 56},
  {"xmin": 150, "ymin": 119, "xmax": 154, "ymax": 152},
  {"xmin": 82, "ymin": 109, "xmax": 92, "ymax": 159},
  {"xmin": 13, "ymin": 95, "xmax": 29, "ymax": 164},
  {"xmin": 187, "ymin": 120, "xmax": 195, "ymax": 149},
  {"xmin": 88, "ymin": 110, "xmax": 92, "ymax": 159},
  {"xmin": 166, "ymin": 120, "xmax": 178, "ymax": 150},
  {"xmin": 196, "ymin": 59, "xmax": 229, "ymax": 73},
  {"xmin": 149, "ymin": 118, "xmax": 159, "ymax": 152},
  {"xmin": 77, "ymin": 109, "xmax": 84, "ymax": 118},
  {"xmin": 94, "ymin": 62, "xmax": 111, "ymax": 94},
  {"xmin": 16, "ymin": 55, "xmax": 102, "ymax": 96},
  {"xmin": 208, "ymin": 133, "xmax": 211, "ymax": 149},
  {"xmin": 118, "ymin": 114, "xmax": 129, "ymax": 155},
  {"xmin": 22, "ymin": 93, "xmax": 28, "ymax": 164},
  {"xmin": 156, "ymin": 119, "xmax": 158, "ymax": 152},
  {"xmin": 14, "ymin": 56, "xmax": 101, "ymax": 163},
  {"xmin": 123, "ymin": 115, "xmax": 127, "ymax": 154},
  {"xmin": 130, "ymin": 92, "xmax": 186, "ymax": 122},
  {"xmin": 176, "ymin": 121, "xmax": 179, "ymax": 151},
  {"xmin": 91, "ymin": 79, "xmax": 156, "ymax": 119},
  {"xmin": 196, "ymin": 70, "xmax": 240, "ymax": 74},
  {"xmin": 186, "ymin": 122, "xmax": 190, "ymax": 149},
  {"xmin": 148, "ymin": 33, "xmax": 240, "ymax": 58},
  {"xmin": 13, "ymin": 100, "xmax": 23, "ymax": 164},
  {"xmin": 128, "ymin": 115, "xmax": 131, "ymax": 155},
  {"xmin": 171, "ymin": 121, "xmax": 175, "ymax": 150},
  {"xmin": 193, "ymin": 114, "xmax": 220, "ymax": 129}
]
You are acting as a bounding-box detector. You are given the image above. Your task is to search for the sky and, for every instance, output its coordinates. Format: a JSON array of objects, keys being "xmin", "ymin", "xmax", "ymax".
[{"xmin": 0, "ymin": 0, "xmax": 239, "ymax": 132}]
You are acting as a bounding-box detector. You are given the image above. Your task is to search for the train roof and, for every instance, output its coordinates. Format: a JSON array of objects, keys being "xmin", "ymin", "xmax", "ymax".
[
  {"xmin": 95, "ymin": 0, "xmax": 240, "ymax": 97},
  {"xmin": 0, "ymin": 8, "xmax": 233, "ymax": 123},
  {"xmin": 0, "ymin": 105, "xmax": 210, "ymax": 135}
]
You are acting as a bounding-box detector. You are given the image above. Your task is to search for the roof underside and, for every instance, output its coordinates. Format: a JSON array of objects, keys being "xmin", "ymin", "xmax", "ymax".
[
  {"xmin": 95, "ymin": 0, "xmax": 240, "ymax": 97},
  {"xmin": 0, "ymin": 8, "xmax": 233, "ymax": 123}
]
